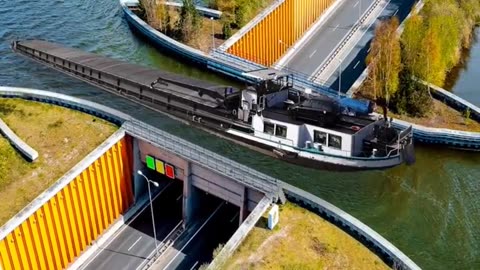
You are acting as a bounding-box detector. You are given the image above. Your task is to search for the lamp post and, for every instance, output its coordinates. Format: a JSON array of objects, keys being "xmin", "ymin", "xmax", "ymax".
[
  {"xmin": 210, "ymin": 17, "xmax": 215, "ymax": 51},
  {"xmin": 278, "ymin": 40, "xmax": 289, "ymax": 71},
  {"xmin": 137, "ymin": 170, "xmax": 160, "ymax": 257}
]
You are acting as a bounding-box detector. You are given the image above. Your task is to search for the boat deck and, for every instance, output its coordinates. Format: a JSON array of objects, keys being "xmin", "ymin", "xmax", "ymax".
[
  {"xmin": 263, "ymin": 108, "xmax": 374, "ymax": 135},
  {"xmin": 16, "ymin": 40, "xmax": 230, "ymax": 108}
]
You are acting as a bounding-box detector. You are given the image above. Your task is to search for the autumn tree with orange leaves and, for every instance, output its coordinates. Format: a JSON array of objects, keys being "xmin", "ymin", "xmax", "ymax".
[{"xmin": 366, "ymin": 17, "xmax": 402, "ymax": 120}]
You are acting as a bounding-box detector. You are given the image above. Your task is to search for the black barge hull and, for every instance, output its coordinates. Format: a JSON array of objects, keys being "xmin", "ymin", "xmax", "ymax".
[{"xmin": 11, "ymin": 40, "xmax": 399, "ymax": 171}]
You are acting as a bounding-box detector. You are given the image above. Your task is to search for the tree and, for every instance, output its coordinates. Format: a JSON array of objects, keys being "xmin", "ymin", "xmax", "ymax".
[
  {"xmin": 140, "ymin": 0, "xmax": 168, "ymax": 33},
  {"xmin": 366, "ymin": 18, "xmax": 402, "ymax": 120},
  {"xmin": 178, "ymin": 0, "xmax": 202, "ymax": 43}
]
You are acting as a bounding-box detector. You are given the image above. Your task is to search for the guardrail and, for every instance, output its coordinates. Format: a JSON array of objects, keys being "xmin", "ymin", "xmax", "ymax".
[
  {"xmin": 207, "ymin": 196, "xmax": 271, "ymax": 269},
  {"xmin": 0, "ymin": 118, "xmax": 39, "ymax": 161},
  {"xmin": 311, "ymin": 0, "xmax": 383, "ymax": 82},
  {"xmin": 211, "ymin": 49, "xmax": 343, "ymax": 97},
  {"xmin": 123, "ymin": 120, "xmax": 281, "ymax": 200}
]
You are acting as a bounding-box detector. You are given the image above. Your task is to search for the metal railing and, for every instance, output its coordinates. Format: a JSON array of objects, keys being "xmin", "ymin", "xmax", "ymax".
[
  {"xmin": 311, "ymin": 0, "xmax": 383, "ymax": 82},
  {"xmin": 211, "ymin": 49, "xmax": 342, "ymax": 97},
  {"xmin": 122, "ymin": 120, "xmax": 281, "ymax": 199}
]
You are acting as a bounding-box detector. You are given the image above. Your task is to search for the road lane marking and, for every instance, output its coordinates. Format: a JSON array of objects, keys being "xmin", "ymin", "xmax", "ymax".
[
  {"xmin": 230, "ymin": 212, "xmax": 239, "ymax": 223},
  {"xmin": 176, "ymin": 194, "xmax": 183, "ymax": 201},
  {"xmin": 79, "ymin": 182, "xmax": 174, "ymax": 270},
  {"xmin": 189, "ymin": 261, "xmax": 199, "ymax": 270},
  {"xmin": 367, "ymin": 47, "xmax": 371, "ymax": 53},
  {"xmin": 332, "ymin": 24, "xmax": 339, "ymax": 32},
  {"xmin": 135, "ymin": 220, "xmax": 184, "ymax": 270},
  {"xmin": 353, "ymin": 61, "xmax": 360, "ymax": 69},
  {"xmin": 127, "ymin": 236, "xmax": 142, "ymax": 251},
  {"xmin": 162, "ymin": 202, "xmax": 225, "ymax": 270},
  {"xmin": 354, "ymin": 1, "xmax": 359, "ymax": 8},
  {"xmin": 309, "ymin": 50, "xmax": 317, "ymax": 59},
  {"xmin": 393, "ymin": 9, "xmax": 399, "ymax": 16}
]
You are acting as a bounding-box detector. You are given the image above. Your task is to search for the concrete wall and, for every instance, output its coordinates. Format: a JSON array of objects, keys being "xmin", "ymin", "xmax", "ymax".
[
  {"xmin": 0, "ymin": 118, "xmax": 38, "ymax": 161},
  {"xmin": 207, "ymin": 196, "xmax": 271, "ymax": 270},
  {"xmin": 227, "ymin": 0, "xmax": 336, "ymax": 66},
  {"xmin": 136, "ymin": 138, "xmax": 264, "ymax": 212},
  {"xmin": 0, "ymin": 132, "xmax": 134, "ymax": 270}
]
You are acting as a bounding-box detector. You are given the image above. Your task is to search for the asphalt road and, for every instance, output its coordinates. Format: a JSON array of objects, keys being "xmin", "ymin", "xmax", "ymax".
[
  {"xmin": 81, "ymin": 180, "xmax": 184, "ymax": 270},
  {"xmin": 287, "ymin": 0, "xmax": 376, "ymax": 77},
  {"xmin": 326, "ymin": 0, "xmax": 417, "ymax": 92},
  {"xmin": 162, "ymin": 202, "xmax": 240, "ymax": 270}
]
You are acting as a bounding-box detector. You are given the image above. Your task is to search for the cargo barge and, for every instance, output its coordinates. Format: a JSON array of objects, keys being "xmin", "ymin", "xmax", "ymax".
[{"xmin": 11, "ymin": 40, "xmax": 415, "ymax": 170}]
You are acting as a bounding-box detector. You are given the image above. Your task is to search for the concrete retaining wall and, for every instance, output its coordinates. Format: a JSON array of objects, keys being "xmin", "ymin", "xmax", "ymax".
[
  {"xmin": 281, "ymin": 182, "xmax": 421, "ymax": 270},
  {"xmin": 207, "ymin": 196, "xmax": 271, "ymax": 270},
  {"xmin": 427, "ymin": 82, "xmax": 480, "ymax": 122},
  {"xmin": 164, "ymin": 1, "xmax": 222, "ymax": 19},
  {"xmin": 0, "ymin": 118, "xmax": 38, "ymax": 161}
]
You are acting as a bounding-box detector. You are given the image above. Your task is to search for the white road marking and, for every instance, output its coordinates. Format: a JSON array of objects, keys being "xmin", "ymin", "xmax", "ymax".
[
  {"xmin": 332, "ymin": 24, "xmax": 340, "ymax": 31},
  {"xmin": 176, "ymin": 194, "xmax": 183, "ymax": 201},
  {"xmin": 393, "ymin": 9, "xmax": 399, "ymax": 16},
  {"xmin": 353, "ymin": 61, "xmax": 360, "ymax": 69},
  {"xmin": 309, "ymin": 49, "xmax": 317, "ymax": 59},
  {"xmin": 353, "ymin": 1, "xmax": 359, "ymax": 8},
  {"xmin": 135, "ymin": 220, "xmax": 184, "ymax": 270},
  {"xmin": 189, "ymin": 261, "xmax": 199, "ymax": 270},
  {"xmin": 162, "ymin": 202, "xmax": 225, "ymax": 270},
  {"xmin": 79, "ymin": 182, "xmax": 173, "ymax": 270},
  {"xmin": 127, "ymin": 236, "xmax": 142, "ymax": 251},
  {"xmin": 230, "ymin": 212, "xmax": 240, "ymax": 223},
  {"xmin": 367, "ymin": 47, "xmax": 371, "ymax": 53}
]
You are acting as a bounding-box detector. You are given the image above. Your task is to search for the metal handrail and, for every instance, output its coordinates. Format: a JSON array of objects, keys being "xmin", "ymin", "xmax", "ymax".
[
  {"xmin": 311, "ymin": 0, "xmax": 383, "ymax": 81},
  {"xmin": 122, "ymin": 120, "xmax": 281, "ymax": 198}
]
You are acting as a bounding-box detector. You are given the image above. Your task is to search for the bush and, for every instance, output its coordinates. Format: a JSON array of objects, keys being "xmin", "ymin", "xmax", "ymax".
[{"xmin": 222, "ymin": 20, "xmax": 233, "ymax": 39}]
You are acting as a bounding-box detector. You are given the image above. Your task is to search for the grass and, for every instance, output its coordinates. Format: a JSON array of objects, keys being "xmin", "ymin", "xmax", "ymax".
[
  {"xmin": 387, "ymin": 99, "xmax": 480, "ymax": 132},
  {"xmin": 222, "ymin": 202, "xmax": 389, "ymax": 270},
  {"xmin": 0, "ymin": 98, "xmax": 118, "ymax": 226}
]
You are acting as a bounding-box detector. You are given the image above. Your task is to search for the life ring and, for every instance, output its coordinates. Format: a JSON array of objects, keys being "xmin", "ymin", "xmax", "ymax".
[{"xmin": 351, "ymin": 125, "xmax": 361, "ymax": 131}]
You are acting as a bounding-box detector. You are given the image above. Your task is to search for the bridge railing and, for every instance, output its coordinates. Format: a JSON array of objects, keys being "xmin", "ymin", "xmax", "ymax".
[
  {"xmin": 211, "ymin": 49, "xmax": 343, "ymax": 97},
  {"xmin": 122, "ymin": 120, "xmax": 281, "ymax": 199},
  {"xmin": 311, "ymin": 0, "xmax": 382, "ymax": 82}
]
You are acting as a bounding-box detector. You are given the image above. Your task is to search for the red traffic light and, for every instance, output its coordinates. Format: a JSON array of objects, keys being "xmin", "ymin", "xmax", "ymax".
[{"xmin": 165, "ymin": 164, "xmax": 175, "ymax": 179}]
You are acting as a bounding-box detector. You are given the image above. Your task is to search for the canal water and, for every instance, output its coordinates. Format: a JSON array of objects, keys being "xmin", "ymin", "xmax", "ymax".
[
  {"xmin": 444, "ymin": 28, "xmax": 480, "ymax": 107},
  {"xmin": 0, "ymin": 1, "xmax": 479, "ymax": 269}
]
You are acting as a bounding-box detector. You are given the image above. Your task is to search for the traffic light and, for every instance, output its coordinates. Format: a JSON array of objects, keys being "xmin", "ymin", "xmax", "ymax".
[{"xmin": 145, "ymin": 155, "xmax": 175, "ymax": 179}]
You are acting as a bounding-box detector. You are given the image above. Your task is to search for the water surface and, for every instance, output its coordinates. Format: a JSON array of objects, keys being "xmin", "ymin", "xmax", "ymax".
[{"xmin": 0, "ymin": 1, "xmax": 479, "ymax": 269}]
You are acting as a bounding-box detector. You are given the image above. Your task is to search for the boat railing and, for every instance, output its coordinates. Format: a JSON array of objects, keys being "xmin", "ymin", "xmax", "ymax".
[{"xmin": 254, "ymin": 130, "xmax": 296, "ymax": 147}]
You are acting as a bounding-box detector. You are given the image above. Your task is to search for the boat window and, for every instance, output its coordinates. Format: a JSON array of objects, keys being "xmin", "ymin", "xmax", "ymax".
[
  {"xmin": 275, "ymin": 125, "xmax": 287, "ymax": 138},
  {"xmin": 313, "ymin": 130, "xmax": 327, "ymax": 145},
  {"xmin": 328, "ymin": 134, "xmax": 342, "ymax": 149},
  {"xmin": 264, "ymin": 122, "xmax": 275, "ymax": 135}
]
